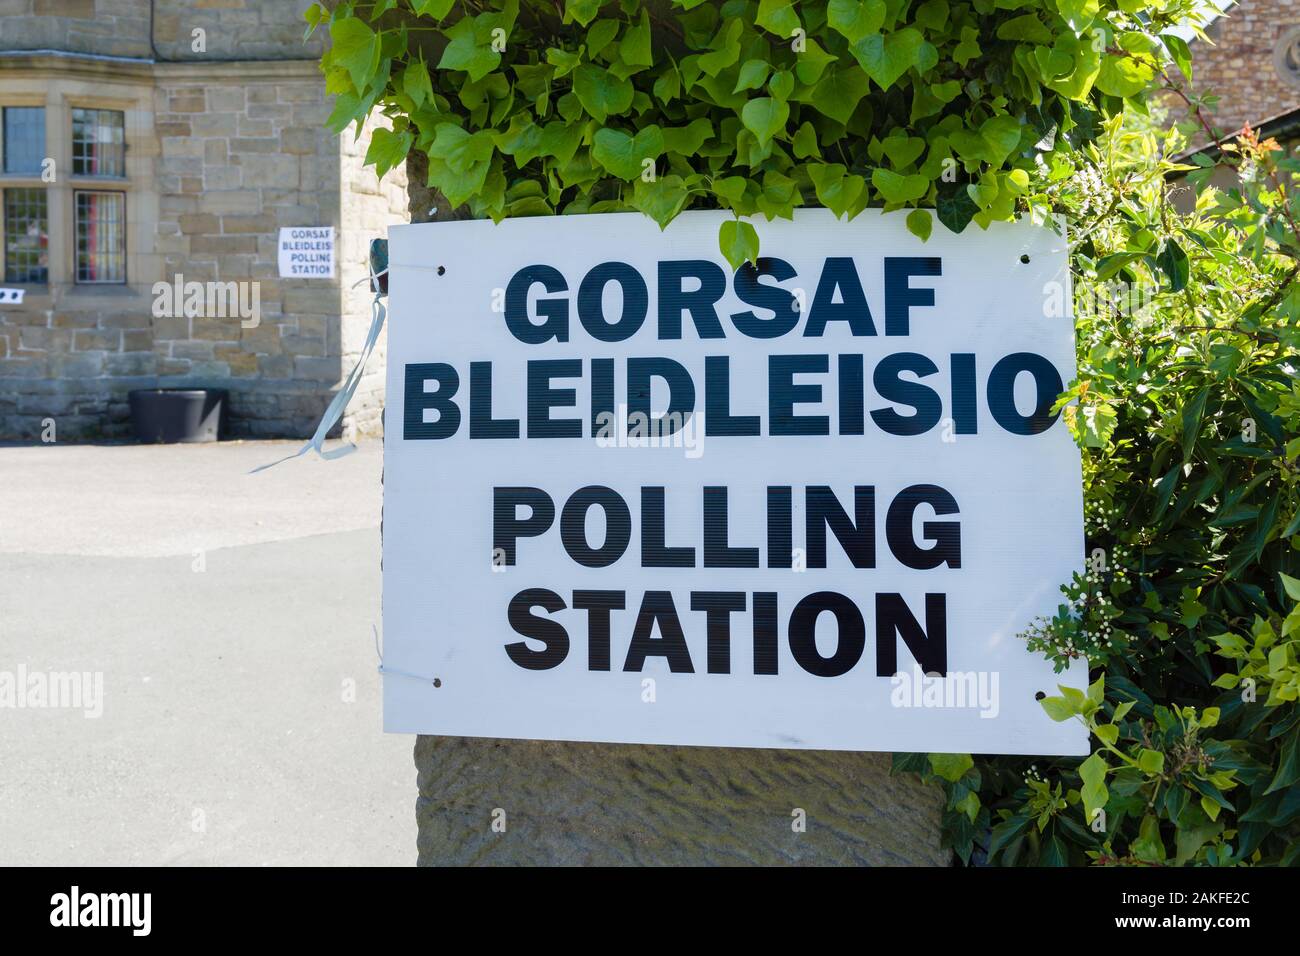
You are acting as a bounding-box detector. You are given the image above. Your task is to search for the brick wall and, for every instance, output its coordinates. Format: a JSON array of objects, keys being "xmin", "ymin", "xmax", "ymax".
[{"xmin": 1177, "ymin": 0, "xmax": 1300, "ymax": 134}]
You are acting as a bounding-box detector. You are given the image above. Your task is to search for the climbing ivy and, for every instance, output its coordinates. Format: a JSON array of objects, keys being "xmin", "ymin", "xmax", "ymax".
[{"xmin": 307, "ymin": 0, "xmax": 1208, "ymax": 265}]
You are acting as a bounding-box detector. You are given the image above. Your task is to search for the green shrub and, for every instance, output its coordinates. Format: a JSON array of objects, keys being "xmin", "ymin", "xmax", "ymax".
[{"xmin": 309, "ymin": 0, "xmax": 1206, "ymax": 263}]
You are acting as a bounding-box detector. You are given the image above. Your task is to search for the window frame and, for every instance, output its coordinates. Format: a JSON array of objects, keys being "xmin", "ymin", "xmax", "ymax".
[
  {"xmin": 2, "ymin": 186, "xmax": 50, "ymax": 285},
  {"xmin": 2, "ymin": 105, "xmax": 48, "ymax": 176},
  {"xmin": 70, "ymin": 106, "xmax": 126, "ymax": 180},
  {"xmin": 72, "ymin": 188, "xmax": 127, "ymax": 285}
]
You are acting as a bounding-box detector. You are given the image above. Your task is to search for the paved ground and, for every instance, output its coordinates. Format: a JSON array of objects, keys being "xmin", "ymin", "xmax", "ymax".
[{"xmin": 0, "ymin": 440, "xmax": 414, "ymax": 866}]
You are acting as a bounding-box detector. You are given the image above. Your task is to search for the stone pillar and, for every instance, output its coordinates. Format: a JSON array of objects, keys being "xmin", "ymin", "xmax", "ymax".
[{"xmin": 404, "ymin": 154, "xmax": 948, "ymax": 866}]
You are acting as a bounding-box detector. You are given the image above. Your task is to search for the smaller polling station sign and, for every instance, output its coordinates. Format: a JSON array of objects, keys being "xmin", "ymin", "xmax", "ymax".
[{"xmin": 383, "ymin": 209, "xmax": 1087, "ymax": 755}]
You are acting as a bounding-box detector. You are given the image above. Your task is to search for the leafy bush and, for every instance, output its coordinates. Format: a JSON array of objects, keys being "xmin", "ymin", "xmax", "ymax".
[
  {"xmin": 898, "ymin": 116, "xmax": 1300, "ymax": 866},
  {"xmin": 310, "ymin": 1, "xmax": 1300, "ymax": 864},
  {"xmin": 310, "ymin": 0, "xmax": 1204, "ymax": 263}
]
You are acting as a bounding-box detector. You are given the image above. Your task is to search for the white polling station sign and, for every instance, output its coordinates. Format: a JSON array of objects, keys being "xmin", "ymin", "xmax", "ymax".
[
  {"xmin": 382, "ymin": 209, "xmax": 1087, "ymax": 755},
  {"xmin": 277, "ymin": 226, "xmax": 334, "ymax": 278}
]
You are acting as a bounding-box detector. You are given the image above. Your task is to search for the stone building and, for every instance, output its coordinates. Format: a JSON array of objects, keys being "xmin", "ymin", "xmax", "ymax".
[{"xmin": 0, "ymin": 0, "xmax": 406, "ymax": 440}]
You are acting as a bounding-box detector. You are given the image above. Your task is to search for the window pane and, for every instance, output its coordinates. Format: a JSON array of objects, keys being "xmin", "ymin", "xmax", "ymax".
[
  {"xmin": 3, "ymin": 107, "xmax": 46, "ymax": 174},
  {"xmin": 75, "ymin": 191, "xmax": 126, "ymax": 284},
  {"xmin": 71, "ymin": 108, "xmax": 125, "ymax": 177},
  {"xmin": 3, "ymin": 188, "xmax": 49, "ymax": 284}
]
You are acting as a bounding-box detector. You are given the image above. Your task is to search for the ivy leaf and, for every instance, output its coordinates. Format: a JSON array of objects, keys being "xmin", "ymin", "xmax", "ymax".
[
  {"xmin": 928, "ymin": 752, "xmax": 973, "ymax": 782},
  {"xmin": 935, "ymin": 183, "xmax": 978, "ymax": 233},
  {"xmin": 810, "ymin": 65, "xmax": 870, "ymax": 123},
  {"xmin": 699, "ymin": 20, "xmax": 744, "ymax": 77},
  {"xmin": 592, "ymin": 126, "xmax": 665, "ymax": 180},
  {"xmin": 1096, "ymin": 52, "xmax": 1155, "ymax": 98},
  {"xmin": 808, "ymin": 163, "xmax": 866, "ymax": 218},
  {"xmin": 438, "ymin": 16, "xmax": 501, "ymax": 82},
  {"xmin": 853, "ymin": 29, "xmax": 938, "ymax": 92},
  {"xmin": 572, "ymin": 63, "xmax": 634, "ymax": 121},
  {"xmin": 330, "ymin": 17, "xmax": 380, "ymax": 91},
  {"xmin": 619, "ymin": 9, "xmax": 653, "ymax": 66},
  {"xmin": 364, "ymin": 126, "xmax": 413, "ymax": 178},
  {"xmin": 996, "ymin": 14, "xmax": 1052, "ymax": 44},
  {"xmin": 632, "ymin": 175, "xmax": 689, "ymax": 229},
  {"xmin": 1057, "ymin": 0, "xmax": 1099, "ymax": 32},
  {"xmin": 755, "ymin": 0, "xmax": 801, "ymax": 37},
  {"xmin": 741, "ymin": 97, "xmax": 790, "ymax": 146},
  {"xmin": 792, "ymin": 122, "xmax": 820, "ymax": 158},
  {"xmin": 403, "ymin": 59, "xmax": 433, "ymax": 107},
  {"xmin": 661, "ymin": 117, "xmax": 714, "ymax": 155},
  {"xmin": 719, "ymin": 219, "xmax": 759, "ymax": 269},
  {"xmin": 827, "ymin": 0, "xmax": 885, "ymax": 44},
  {"xmin": 872, "ymin": 168, "xmax": 929, "ymax": 203},
  {"xmin": 563, "ymin": 0, "xmax": 600, "ymax": 27},
  {"xmin": 905, "ymin": 208, "xmax": 932, "ymax": 241},
  {"xmin": 734, "ymin": 59, "xmax": 772, "ymax": 93}
]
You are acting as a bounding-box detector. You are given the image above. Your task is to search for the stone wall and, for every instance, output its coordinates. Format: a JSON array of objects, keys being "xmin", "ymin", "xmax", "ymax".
[
  {"xmin": 151, "ymin": 60, "xmax": 346, "ymax": 438},
  {"xmin": 338, "ymin": 113, "xmax": 406, "ymax": 442},
  {"xmin": 0, "ymin": 0, "xmax": 153, "ymax": 59},
  {"xmin": 0, "ymin": 4, "xmax": 407, "ymax": 441},
  {"xmin": 0, "ymin": 0, "xmax": 322, "ymax": 61}
]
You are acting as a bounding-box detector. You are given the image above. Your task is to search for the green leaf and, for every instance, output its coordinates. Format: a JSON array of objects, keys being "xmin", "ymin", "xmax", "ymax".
[
  {"xmin": 1264, "ymin": 732, "xmax": 1299, "ymax": 794},
  {"xmin": 563, "ymin": 0, "xmax": 600, "ymax": 27},
  {"xmin": 827, "ymin": 0, "xmax": 885, "ymax": 44},
  {"xmin": 572, "ymin": 63, "xmax": 634, "ymax": 122},
  {"xmin": 1138, "ymin": 748, "xmax": 1165, "ymax": 774},
  {"xmin": 619, "ymin": 9, "xmax": 654, "ymax": 67},
  {"xmin": 631, "ymin": 174, "xmax": 688, "ymax": 229},
  {"xmin": 592, "ymin": 126, "xmax": 665, "ymax": 180},
  {"xmin": 1096, "ymin": 52, "xmax": 1155, "ymax": 98},
  {"xmin": 905, "ymin": 208, "xmax": 932, "ymax": 240},
  {"xmin": 792, "ymin": 122, "xmax": 820, "ymax": 159},
  {"xmin": 1079, "ymin": 752, "xmax": 1109, "ymax": 819},
  {"xmin": 1163, "ymin": 33, "xmax": 1192, "ymax": 81},
  {"xmin": 1180, "ymin": 386, "xmax": 1210, "ymax": 462},
  {"xmin": 741, "ymin": 97, "xmax": 790, "ymax": 146},
  {"xmin": 364, "ymin": 125, "xmax": 413, "ymax": 178},
  {"xmin": 403, "ymin": 59, "xmax": 433, "ymax": 107},
  {"xmin": 872, "ymin": 168, "xmax": 929, "ymax": 203},
  {"xmin": 413, "ymin": 0, "xmax": 455, "ymax": 17},
  {"xmin": 810, "ymin": 66, "xmax": 870, "ymax": 124},
  {"xmin": 438, "ymin": 16, "xmax": 501, "ymax": 82},
  {"xmin": 853, "ymin": 29, "xmax": 938, "ymax": 92},
  {"xmin": 734, "ymin": 59, "xmax": 772, "ymax": 93},
  {"xmin": 808, "ymin": 163, "xmax": 866, "ymax": 218},
  {"xmin": 935, "ymin": 184, "xmax": 978, "ymax": 233},
  {"xmin": 719, "ymin": 219, "xmax": 759, "ymax": 269},
  {"xmin": 756, "ymin": 0, "xmax": 801, "ymax": 36},
  {"xmin": 996, "ymin": 14, "xmax": 1052, "ymax": 44},
  {"xmin": 1057, "ymin": 0, "xmax": 1099, "ymax": 32},
  {"xmin": 1039, "ymin": 694, "xmax": 1075, "ymax": 722},
  {"xmin": 928, "ymin": 752, "xmax": 974, "ymax": 782},
  {"xmin": 1156, "ymin": 237, "xmax": 1190, "ymax": 292},
  {"xmin": 330, "ymin": 17, "xmax": 380, "ymax": 91},
  {"xmin": 661, "ymin": 118, "xmax": 714, "ymax": 155}
]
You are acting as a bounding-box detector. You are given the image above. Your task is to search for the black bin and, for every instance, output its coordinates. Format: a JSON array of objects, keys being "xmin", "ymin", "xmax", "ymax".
[{"xmin": 128, "ymin": 389, "xmax": 227, "ymax": 443}]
